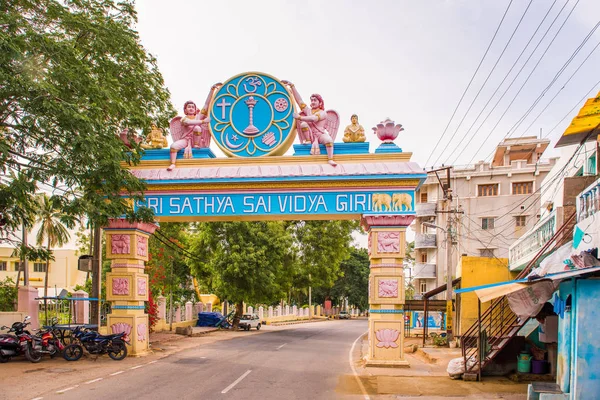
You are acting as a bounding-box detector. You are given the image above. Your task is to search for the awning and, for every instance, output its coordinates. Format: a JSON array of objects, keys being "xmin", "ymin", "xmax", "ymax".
[
  {"xmin": 455, "ymin": 266, "xmax": 600, "ymax": 303},
  {"xmin": 555, "ymin": 91, "xmax": 600, "ymax": 147}
]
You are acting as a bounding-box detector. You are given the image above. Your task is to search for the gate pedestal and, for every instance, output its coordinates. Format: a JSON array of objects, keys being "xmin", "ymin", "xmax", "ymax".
[
  {"xmin": 362, "ymin": 215, "xmax": 414, "ymax": 367},
  {"xmin": 104, "ymin": 219, "xmax": 157, "ymax": 356}
]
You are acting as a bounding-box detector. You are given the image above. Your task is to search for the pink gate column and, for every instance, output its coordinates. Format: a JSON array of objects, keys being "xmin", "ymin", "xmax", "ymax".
[
  {"xmin": 104, "ymin": 219, "xmax": 157, "ymax": 356},
  {"xmin": 362, "ymin": 214, "xmax": 415, "ymax": 367}
]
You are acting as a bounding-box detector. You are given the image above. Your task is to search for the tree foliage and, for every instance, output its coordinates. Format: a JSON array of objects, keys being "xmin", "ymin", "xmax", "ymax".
[
  {"xmin": 188, "ymin": 221, "xmax": 296, "ymax": 325},
  {"xmin": 330, "ymin": 247, "xmax": 370, "ymax": 311},
  {"xmin": 0, "ymin": 0, "xmax": 174, "ymax": 245},
  {"xmin": 0, "ymin": 277, "xmax": 18, "ymax": 311}
]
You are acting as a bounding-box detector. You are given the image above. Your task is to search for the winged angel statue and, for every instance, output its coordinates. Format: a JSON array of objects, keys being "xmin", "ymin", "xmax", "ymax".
[
  {"xmin": 167, "ymin": 83, "xmax": 222, "ymax": 171},
  {"xmin": 281, "ymin": 81, "xmax": 339, "ymax": 166}
]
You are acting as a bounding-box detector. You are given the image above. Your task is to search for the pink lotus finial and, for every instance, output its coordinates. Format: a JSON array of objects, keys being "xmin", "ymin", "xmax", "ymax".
[{"xmin": 372, "ymin": 118, "xmax": 404, "ymax": 144}]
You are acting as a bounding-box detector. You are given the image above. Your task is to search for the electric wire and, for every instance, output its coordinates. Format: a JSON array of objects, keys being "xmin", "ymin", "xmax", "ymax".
[
  {"xmin": 424, "ymin": 0, "xmax": 514, "ymax": 168},
  {"xmin": 441, "ymin": 0, "xmax": 559, "ymax": 166},
  {"xmin": 503, "ymin": 20, "xmax": 600, "ymax": 140},
  {"xmin": 431, "ymin": 0, "xmax": 534, "ymax": 167},
  {"xmin": 516, "ymin": 40, "xmax": 600, "ymax": 138},
  {"xmin": 463, "ymin": 0, "xmax": 582, "ymax": 166}
]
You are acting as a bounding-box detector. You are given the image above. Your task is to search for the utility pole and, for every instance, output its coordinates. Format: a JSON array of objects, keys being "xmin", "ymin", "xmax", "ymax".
[
  {"xmin": 91, "ymin": 224, "xmax": 102, "ymax": 327},
  {"xmin": 444, "ymin": 167, "xmax": 454, "ymax": 342},
  {"xmin": 431, "ymin": 166, "xmax": 454, "ymax": 342}
]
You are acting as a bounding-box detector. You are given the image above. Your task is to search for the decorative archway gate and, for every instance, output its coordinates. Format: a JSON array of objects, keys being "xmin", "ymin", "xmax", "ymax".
[{"xmin": 105, "ymin": 72, "xmax": 425, "ymax": 367}]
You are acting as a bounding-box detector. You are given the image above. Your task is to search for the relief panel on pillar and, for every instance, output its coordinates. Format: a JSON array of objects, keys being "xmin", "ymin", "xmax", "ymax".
[
  {"xmin": 370, "ymin": 273, "xmax": 405, "ymax": 304},
  {"xmin": 106, "ymin": 272, "xmax": 145, "ymax": 301},
  {"xmin": 134, "ymin": 235, "xmax": 150, "ymax": 262},
  {"xmin": 371, "ymin": 230, "xmax": 405, "ymax": 259},
  {"xmin": 107, "ymin": 233, "xmax": 133, "ymax": 260},
  {"xmin": 369, "ymin": 319, "xmax": 406, "ymax": 362}
]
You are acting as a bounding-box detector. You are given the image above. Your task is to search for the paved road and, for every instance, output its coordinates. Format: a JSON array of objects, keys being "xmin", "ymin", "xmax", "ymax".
[{"xmin": 30, "ymin": 320, "xmax": 368, "ymax": 400}]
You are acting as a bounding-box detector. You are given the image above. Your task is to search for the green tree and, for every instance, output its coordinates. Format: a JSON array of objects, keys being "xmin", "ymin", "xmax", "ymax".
[
  {"xmin": 188, "ymin": 222, "xmax": 296, "ymax": 328},
  {"xmin": 35, "ymin": 193, "xmax": 70, "ymax": 323},
  {"xmin": 0, "ymin": 277, "xmax": 18, "ymax": 311},
  {"xmin": 330, "ymin": 247, "xmax": 370, "ymax": 311},
  {"xmin": 289, "ymin": 220, "xmax": 358, "ymax": 293},
  {"xmin": 0, "ymin": 0, "xmax": 174, "ymax": 246}
]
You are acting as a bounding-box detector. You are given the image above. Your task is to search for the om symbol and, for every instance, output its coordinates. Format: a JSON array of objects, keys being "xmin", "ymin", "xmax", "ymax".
[{"xmin": 243, "ymin": 77, "xmax": 262, "ymax": 93}]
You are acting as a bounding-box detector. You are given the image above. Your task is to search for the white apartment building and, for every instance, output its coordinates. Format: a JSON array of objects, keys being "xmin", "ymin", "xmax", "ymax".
[{"xmin": 412, "ymin": 137, "xmax": 557, "ymax": 297}]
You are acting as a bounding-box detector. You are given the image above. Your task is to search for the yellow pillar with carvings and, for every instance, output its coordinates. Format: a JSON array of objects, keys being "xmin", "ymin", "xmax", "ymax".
[
  {"xmin": 362, "ymin": 215, "xmax": 412, "ymax": 367},
  {"xmin": 104, "ymin": 219, "xmax": 157, "ymax": 356}
]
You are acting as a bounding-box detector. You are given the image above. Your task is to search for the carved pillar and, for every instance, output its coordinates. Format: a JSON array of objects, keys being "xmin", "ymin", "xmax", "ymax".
[
  {"xmin": 362, "ymin": 214, "xmax": 415, "ymax": 367},
  {"xmin": 104, "ymin": 219, "xmax": 157, "ymax": 356}
]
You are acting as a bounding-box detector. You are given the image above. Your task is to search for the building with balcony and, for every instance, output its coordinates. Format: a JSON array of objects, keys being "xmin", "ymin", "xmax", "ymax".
[{"xmin": 412, "ymin": 137, "xmax": 557, "ymax": 298}]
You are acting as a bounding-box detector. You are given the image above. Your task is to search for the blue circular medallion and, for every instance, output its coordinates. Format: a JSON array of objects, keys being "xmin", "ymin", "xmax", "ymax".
[{"xmin": 210, "ymin": 72, "xmax": 296, "ymax": 157}]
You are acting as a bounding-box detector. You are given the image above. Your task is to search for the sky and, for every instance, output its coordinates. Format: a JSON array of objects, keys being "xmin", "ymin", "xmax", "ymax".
[
  {"xmin": 130, "ymin": 0, "xmax": 600, "ymax": 248},
  {"xmin": 134, "ymin": 0, "xmax": 600, "ymax": 168}
]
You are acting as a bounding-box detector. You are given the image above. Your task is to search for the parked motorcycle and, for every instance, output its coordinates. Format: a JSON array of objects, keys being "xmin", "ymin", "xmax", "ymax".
[
  {"xmin": 0, "ymin": 316, "xmax": 42, "ymax": 363},
  {"xmin": 29, "ymin": 318, "xmax": 65, "ymax": 360},
  {"xmin": 63, "ymin": 326, "xmax": 129, "ymax": 361}
]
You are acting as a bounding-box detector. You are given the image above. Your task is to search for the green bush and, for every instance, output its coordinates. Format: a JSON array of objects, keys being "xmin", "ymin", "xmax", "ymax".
[
  {"xmin": 433, "ymin": 335, "xmax": 448, "ymax": 347},
  {"xmin": 0, "ymin": 277, "xmax": 17, "ymax": 311}
]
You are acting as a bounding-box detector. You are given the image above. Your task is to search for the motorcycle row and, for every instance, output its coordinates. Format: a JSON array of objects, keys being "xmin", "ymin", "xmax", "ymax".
[{"xmin": 0, "ymin": 316, "xmax": 129, "ymax": 363}]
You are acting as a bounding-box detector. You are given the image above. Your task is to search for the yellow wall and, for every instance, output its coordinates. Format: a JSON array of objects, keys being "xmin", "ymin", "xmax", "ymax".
[
  {"xmin": 457, "ymin": 256, "xmax": 516, "ymax": 336},
  {"xmin": 0, "ymin": 247, "xmax": 87, "ymax": 291}
]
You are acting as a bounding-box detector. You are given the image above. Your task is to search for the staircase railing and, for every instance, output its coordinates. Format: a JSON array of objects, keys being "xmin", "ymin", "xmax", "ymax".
[{"xmin": 461, "ymin": 211, "xmax": 576, "ymax": 376}]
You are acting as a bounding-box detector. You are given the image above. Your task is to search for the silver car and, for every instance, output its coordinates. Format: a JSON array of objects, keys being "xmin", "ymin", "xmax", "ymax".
[{"xmin": 239, "ymin": 314, "xmax": 261, "ymax": 331}]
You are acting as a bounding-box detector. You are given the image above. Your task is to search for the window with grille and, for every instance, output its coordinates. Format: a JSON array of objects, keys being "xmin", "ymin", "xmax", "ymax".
[
  {"xmin": 512, "ymin": 181, "xmax": 533, "ymax": 195},
  {"xmin": 481, "ymin": 217, "xmax": 495, "ymax": 230},
  {"xmin": 478, "ymin": 184, "xmax": 498, "ymax": 196},
  {"xmin": 515, "ymin": 215, "xmax": 527, "ymax": 227},
  {"xmin": 420, "ymin": 282, "xmax": 427, "ymax": 294},
  {"xmin": 420, "ymin": 253, "xmax": 428, "ymax": 263},
  {"xmin": 13, "ymin": 261, "xmax": 22, "ymax": 271},
  {"xmin": 420, "ymin": 192, "xmax": 428, "ymax": 203},
  {"xmin": 480, "ymin": 249, "xmax": 495, "ymax": 258},
  {"xmin": 33, "ymin": 262, "xmax": 46, "ymax": 273},
  {"xmin": 0, "ymin": 261, "xmax": 6, "ymax": 271}
]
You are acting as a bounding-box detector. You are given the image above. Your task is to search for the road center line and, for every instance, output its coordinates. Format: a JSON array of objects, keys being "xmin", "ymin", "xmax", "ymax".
[
  {"xmin": 31, "ymin": 397, "xmax": 43, "ymax": 400},
  {"xmin": 276, "ymin": 343, "xmax": 287, "ymax": 350},
  {"xmin": 110, "ymin": 371, "xmax": 125, "ymax": 376},
  {"xmin": 147, "ymin": 360, "xmax": 157, "ymax": 364},
  {"xmin": 349, "ymin": 330, "xmax": 370, "ymax": 400},
  {"xmin": 56, "ymin": 385, "xmax": 78, "ymax": 394},
  {"xmin": 85, "ymin": 378, "xmax": 103, "ymax": 384},
  {"xmin": 221, "ymin": 370, "xmax": 252, "ymax": 394},
  {"xmin": 130, "ymin": 364, "xmax": 144, "ymax": 370}
]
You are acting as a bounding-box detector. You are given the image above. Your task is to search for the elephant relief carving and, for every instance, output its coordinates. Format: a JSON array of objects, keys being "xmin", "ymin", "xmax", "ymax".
[
  {"xmin": 372, "ymin": 193, "xmax": 392, "ymax": 212},
  {"xmin": 392, "ymin": 193, "xmax": 413, "ymax": 211},
  {"xmin": 377, "ymin": 231, "xmax": 400, "ymax": 253},
  {"xmin": 111, "ymin": 234, "xmax": 130, "ymax": 255}
]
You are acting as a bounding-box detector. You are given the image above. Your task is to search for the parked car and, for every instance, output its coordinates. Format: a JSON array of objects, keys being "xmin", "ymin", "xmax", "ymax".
[
  {"xmin": 239, "ymin": 314, "xmax": 261, "ymax": 331},
  {"xmin": 339, "ymin": 311, "xmax": 350, "ymax": 320}
]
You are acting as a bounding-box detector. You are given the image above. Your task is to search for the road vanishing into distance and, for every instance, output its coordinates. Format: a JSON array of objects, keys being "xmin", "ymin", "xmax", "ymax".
[{"xmin": 29, "ymin": 320, "xmax": 369, "ymax": 400}]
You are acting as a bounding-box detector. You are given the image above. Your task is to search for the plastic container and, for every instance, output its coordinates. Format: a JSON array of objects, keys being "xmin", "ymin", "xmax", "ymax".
[
  {"xmin": 517, "ymin": 353, "xmax": 532, "ymax": 373},
  {"xmin": 532, "ymin": 359, "xmax": 548, "ymax": 374}
]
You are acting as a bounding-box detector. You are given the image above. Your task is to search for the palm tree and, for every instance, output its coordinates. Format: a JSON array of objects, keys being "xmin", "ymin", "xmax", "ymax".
[{"xmin": 35, "ymin": 194, "xmax": 70, "ymax": 324}]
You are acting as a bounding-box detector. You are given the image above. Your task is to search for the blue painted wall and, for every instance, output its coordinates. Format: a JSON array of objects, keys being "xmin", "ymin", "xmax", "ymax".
[
  {"xmin": 572, "ymin": 279, "xmax": 600, "ymax": 399},
  {"xmin": 557, "ymin": 281, "xmax": 573, "ymax": 394}
]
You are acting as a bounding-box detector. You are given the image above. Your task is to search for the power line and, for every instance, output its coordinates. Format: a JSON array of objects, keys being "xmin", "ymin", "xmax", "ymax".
[
  {"xmin": 464, "ymin": 0, "xmax": 581, "ymax": 166},
  {"xmin": 424, "ymin": 0, "xmax": 514, "ymax": 168},
  {"xmin": 442, "ymin": 0, "xmax": 559, "ymax": 166},
  {"xmin": 431, "ymin": 0, "xmax": 534, "ymax": 167}
]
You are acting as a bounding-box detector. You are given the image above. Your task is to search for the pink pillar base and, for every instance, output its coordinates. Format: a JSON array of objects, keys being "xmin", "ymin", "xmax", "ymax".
[{"xmin": 18, "ymin": 286, "xmax": 39, "ymax": 330}]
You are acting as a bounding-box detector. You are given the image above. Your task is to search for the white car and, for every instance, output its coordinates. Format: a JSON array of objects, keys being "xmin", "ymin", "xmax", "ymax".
[{"xmin": 239, "ymin": 314, "xmax": 261, "ymax": 331}]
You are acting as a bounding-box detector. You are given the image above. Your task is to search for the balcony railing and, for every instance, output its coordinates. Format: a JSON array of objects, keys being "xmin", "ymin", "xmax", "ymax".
[
  {"xmin": 415, "ymin": 233, "xmax": 437, "ymax": 249},
  {"xmin": 577, "ymin": 178, "xmax": 600, "ymax": 222},
  {"xmin": 415, "ymin": 202, "xmax": 437, "ymax": 218},
  {"xmin": 413, "ymin": 263, "xmax": 436, "ymax": 279},
  {"xmin": 508, "ymin": 210, "xmax": 557, "ymax": 271}
]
